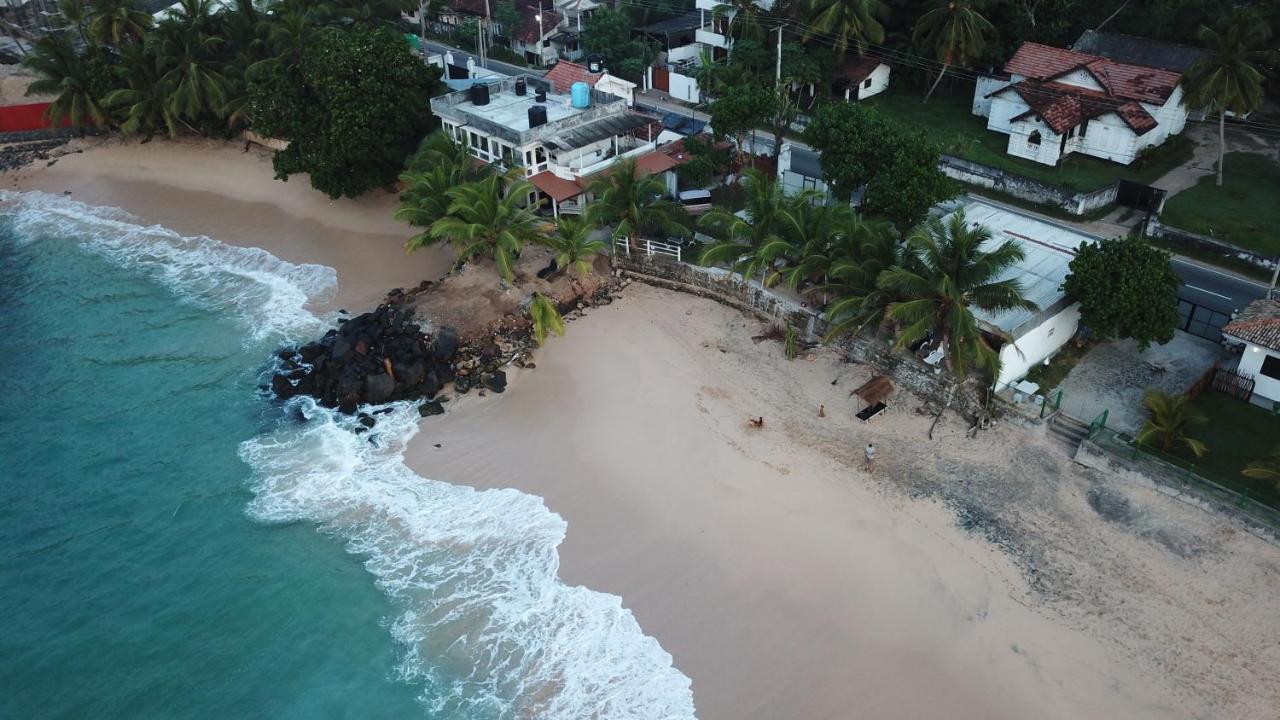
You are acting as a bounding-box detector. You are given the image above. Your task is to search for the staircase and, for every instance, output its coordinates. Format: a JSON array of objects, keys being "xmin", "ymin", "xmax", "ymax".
[{"xmin": 1047, "ymin": 413, "xmax": 1090, "ymax": 454}]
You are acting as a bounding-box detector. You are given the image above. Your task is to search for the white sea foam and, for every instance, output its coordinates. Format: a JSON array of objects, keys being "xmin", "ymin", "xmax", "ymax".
[
  {"xmin": 240, "ymin": 399, "xmax": 697, "ymax": 719},
  {"xmin": 0, "ymin": 191, "xmax": 335, "ymax": 342}
]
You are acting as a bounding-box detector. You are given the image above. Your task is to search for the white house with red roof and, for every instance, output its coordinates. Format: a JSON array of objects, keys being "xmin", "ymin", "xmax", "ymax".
[
  {"xmin": 1222, "ymin": 299, "xmax": 1280, "ymax": 406},
  {"xmin": 973, "ymin": 42, "xmax": 1188, "ymax": 166}
]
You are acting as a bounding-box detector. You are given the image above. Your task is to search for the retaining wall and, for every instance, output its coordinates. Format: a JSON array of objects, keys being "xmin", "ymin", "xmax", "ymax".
[
  {"xmin": 1144, "ymin": 217, "xmax": 1276, "ymax": 271},
  {"xmin": 939, "ymin": 154, "xmax": 1119, "ymax": 216}
]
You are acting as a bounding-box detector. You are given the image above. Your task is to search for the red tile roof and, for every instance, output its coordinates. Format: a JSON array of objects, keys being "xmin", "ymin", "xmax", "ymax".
[
  {"xmin": 529, "ymin": 171, "xmax": 584, "ymax": 202},
  {"xmin": 1003, "ymin": 42, "xmax": 1182, "ymax": 105},
  {"xmin": 1223, "ymin": 299, "xmax": 1280, "ymax": 352},
  {"xmin": 1009, "ymin": 79, "xmax": 1158, "ymax": 135},
  {"xmin": 543, "ymin": 61, "xmax": 602, "ymax": 94},
  {"xmin": 514, "ymin": 5, "xmax": 561, "ymax": 43},
  {"xmin": 633, "ymin": 139, "xmax": 693, "ymax": 175}
]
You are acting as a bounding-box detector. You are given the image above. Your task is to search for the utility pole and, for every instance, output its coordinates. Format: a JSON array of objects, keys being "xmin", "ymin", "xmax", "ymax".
[
  {"xmin": 482, "ymin": 0, "xmax": 491, "ymax": 68},
  {"xmin": 775, "ymin": 25, "xmax": 782, "ymax": 89}
]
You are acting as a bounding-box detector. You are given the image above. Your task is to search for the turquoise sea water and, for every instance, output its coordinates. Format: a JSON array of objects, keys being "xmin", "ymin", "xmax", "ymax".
[{"xmin": 0, "ymin": 193, "xmax": 694, "ymax": 719}]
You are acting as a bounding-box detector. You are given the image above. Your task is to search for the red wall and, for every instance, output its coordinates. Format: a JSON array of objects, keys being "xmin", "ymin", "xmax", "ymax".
[{"xmin": 0, "ymin": 103, "xmax": 72, "ymax": 132}]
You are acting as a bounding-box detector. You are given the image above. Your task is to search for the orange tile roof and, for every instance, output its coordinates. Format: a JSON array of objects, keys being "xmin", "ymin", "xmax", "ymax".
[
  {"xmin": 543, "ymin": 61, "xmax": 602, "ymax": 94},
  {"xmin": 529, "ymin": 171, "xmax": 584, "ymax": 202},
  {"xmin": 1223, "ymin": 299, "xmax": 1280, "ymax": 351},
  {"xmin": 1003, "ymin": 42, "xmax": 1182, "ymax": 105}
]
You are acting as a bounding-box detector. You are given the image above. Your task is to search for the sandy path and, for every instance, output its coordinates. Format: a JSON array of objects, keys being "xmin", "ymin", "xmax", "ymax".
[
  {"xmin": 407, "ymin": 283, "xmax": 1280, "ymax": 719},
  {"xmin": 9, "ymin": 136, "xmax": 454, "ymax": 311}
]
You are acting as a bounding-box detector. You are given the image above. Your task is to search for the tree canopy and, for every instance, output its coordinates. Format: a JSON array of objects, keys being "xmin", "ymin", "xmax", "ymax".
[
  {"xmin": 580, "ymin": 7, "xmax": 655, "ymax": 82},
  {"xmin": 250, "ymin": 26, "xmax": 443, "ymax": 198},
  {"xmin": 803, "ymin": 102, "xmax": 954, "ymax": 229},
  {"xmin": 1061, "ymin": 235, "xmax": 1180, "ymax": 350}
]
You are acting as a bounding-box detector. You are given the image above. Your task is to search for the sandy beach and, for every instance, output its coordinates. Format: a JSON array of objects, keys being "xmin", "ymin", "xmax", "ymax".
[
  {"xmin": 9, "ymin": 136, "xmax": 454, "ymax": 312},
  {"xmin": 11, "ymin": 141, "xmax": 1279, "ymax": 719}
]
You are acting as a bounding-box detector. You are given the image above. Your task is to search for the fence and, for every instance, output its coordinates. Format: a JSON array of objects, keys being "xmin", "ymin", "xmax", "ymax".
[
  {"xmin": 614, "ymin": 237, "xmax": 683, "ymax": 262},
  {"xmin": 1085, "ymin": 429, "xmax": 1280, "ymax": 536},
  {"xmin": 938, "ymin": 154, "xmax": 1120, "ymax": 216},
  {"xmin": 1086, "ymin": 409, "xmax": 1109, "ymax": 440}
]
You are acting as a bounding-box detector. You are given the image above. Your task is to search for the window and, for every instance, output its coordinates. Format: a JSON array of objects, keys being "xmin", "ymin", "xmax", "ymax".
[
  {"xmin": 802, "ymin": 177, "xmax": 819, "ymax": 191},
  {"xmin": 1262, "ymin": 353, "xmax": 1280, "ymax": 380},
  {"xmin": 1028, "ymin": 130, "xmax": 1042, "ymax": 147},
  {"xmin": 1080, "ymin": 121, "xmax": 1089, "ymax": 138},
  {"xmin": 863, "ymin": 78, "xmax": 872, "ymax": 89}
]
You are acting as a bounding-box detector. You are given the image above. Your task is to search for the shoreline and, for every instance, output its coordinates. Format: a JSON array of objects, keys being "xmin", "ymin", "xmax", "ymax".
[{"xmin": 10, "ymin": 139, "xmax": 1279, "ymax": 718}]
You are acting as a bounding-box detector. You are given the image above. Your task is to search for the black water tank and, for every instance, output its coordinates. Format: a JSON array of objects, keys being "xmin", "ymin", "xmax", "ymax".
[
  {"xmin": 535, "ymin": 88, "xmax": 547, "ymax": 103},
  {"xmin": 586, "ymin": 54, "xmax": 605, "ymax": 74},
  {"xmin": 528, "ymin": 105, "xmax": 548, "ymax": 128},
  {"xmin": 469, "ymin": 83, "xmax": 490, "ymax": 106},
  {"xmin": 514, "ymin": 77, "xmax": 527, "ymax": 96}
]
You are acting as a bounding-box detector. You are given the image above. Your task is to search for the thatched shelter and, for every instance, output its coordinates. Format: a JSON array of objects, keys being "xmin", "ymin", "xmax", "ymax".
[{"xmin": 852, "ymin": 376, "xmax": 894, "ymax": 407}]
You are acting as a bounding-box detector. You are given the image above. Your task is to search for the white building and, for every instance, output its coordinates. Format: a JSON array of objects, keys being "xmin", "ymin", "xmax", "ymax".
[
  {"xmin": 940, "ymin": 200, "xmax": 1097, "ymax": 390},
  {"xmin": 1221, "ymin": 299, "xmax": 1280, "ymax": 406},
  {"xmin": 973, "ymin": 42, "xmax": 1188, "ymax": 166},
  {"xmin": 544, "ymin": 59, "xmax": 636, "ymax": 106},
  {"xmin": 429, "ymin": 75, "xmax": 688, "ymax": 216},
  {"xmin": 831, "ymin": 56, "xmax": 891, "ymax": 101}
]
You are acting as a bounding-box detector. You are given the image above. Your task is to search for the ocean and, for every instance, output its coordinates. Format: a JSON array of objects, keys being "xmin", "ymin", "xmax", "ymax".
[{"xmin": 0, "ymin": 192, "xmax": 694, "ymax": 719}]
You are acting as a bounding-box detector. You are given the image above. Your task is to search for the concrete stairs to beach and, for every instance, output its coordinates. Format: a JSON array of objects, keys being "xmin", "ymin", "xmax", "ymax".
[{"xmin": 1047, "ymin": 413, "xmax": 1090, "ymax": 455}]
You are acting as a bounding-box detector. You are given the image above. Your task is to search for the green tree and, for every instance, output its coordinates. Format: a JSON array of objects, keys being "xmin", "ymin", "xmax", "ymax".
[
  {"xmin": 913, "ymin": 0, "xmax": 996, "ymax": 103},
  {"xmin": 713, "ymin": 0, "xmax": 768, "ymax": 45},
  {"xmin": 429, "ymin": 175, "xmax": 549, "ymax": 281},
  {"xmin": 1183, "ymin": 10, "xmax": 1273, "ymax": 187},
  {"xmin": 677, "ymin": 133, "xmax": 732, "ymax": 188},
  {"xmin": 249, "ymin": 26, "xmax": 443, "ymax": 198},
  {"xmin": 23, "ymin": 34, "xmax": 108, "ymax": 130},
  {"xmin": 87, "ymin": 0, "xmax": 153, "ymax": 47},
  {"xmin": 580, "ymin": 7, "xmax": 654, "ymax": 81},
  {"xmin": 542, "ymin": 218, "xmax": 607, "ymax": 277},
  {"xmin": 810, "ymin": 219, "xmax": 903, "ymax": 338},
  {"xmin": 584, "ymin": 156, "xmax": 687, "ymax": 249},
  {"xmin": 877, "ymin": 210, "xmax": 1037, "ymax": 377},
  {"xmin": 707, "ymin": 83, "xmax": 775, "ymax": 164},
  {"xmin": 804, "ymin": 102, "xmax": 952, "ymax": 229},
  {"xmin": 397, "ymin": 132, "xmax": 500, "ymax": 252},
  {"xmin": 154, "ymin": 0, "xmax": 231, "ymax": 132},
  {"xmin": 103, "ymin": 43, "xmax": 178, "ymax": 140},
  {"xmin": 59, "ymin": 0, "xmax": 92, "ymax": 47},
  {"xmin": 697, "ymin": 170, "xmax": 824, "ymax": 285},
  {"xmin": 529, "ymin": 293, "xmax": 565, "ymax": 345},
  {"xmin": 1061, "ymin": 235, "xmax": 1179, "ymax": 350},
  {"xmin": 1136, "ymin": 390, "xmax": 1208, "ymax": 458},
  {"xmin": 803, "ymin": 0, "xmax": 887, "ymax": 60}
]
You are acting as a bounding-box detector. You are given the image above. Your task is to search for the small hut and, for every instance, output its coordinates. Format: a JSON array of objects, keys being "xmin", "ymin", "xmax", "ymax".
[{"xmin": 852, "ymin": 376, "xmax": 894, "ymax": 421}]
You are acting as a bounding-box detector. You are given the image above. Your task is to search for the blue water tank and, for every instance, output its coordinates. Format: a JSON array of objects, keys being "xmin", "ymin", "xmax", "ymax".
[{"xmin": 571, "ymin": 82, "xmax": 591, "ymax": 109}]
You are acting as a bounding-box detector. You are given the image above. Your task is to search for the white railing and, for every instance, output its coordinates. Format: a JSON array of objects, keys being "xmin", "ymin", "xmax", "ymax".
[{"xmin": 615, "ymin": 237, "xmax": 683, "ymax": 262}]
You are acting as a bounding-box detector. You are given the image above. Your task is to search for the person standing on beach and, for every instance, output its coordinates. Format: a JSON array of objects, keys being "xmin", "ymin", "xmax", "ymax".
[{"xmin": 864, "ymin": 443, "xmax": 876, "ymax": 473}]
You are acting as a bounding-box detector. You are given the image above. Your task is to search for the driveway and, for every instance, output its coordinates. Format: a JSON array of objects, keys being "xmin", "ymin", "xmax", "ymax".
[{"xmin": 1055, "ymin": 331, "xmax": 1230, "ymax": 434}]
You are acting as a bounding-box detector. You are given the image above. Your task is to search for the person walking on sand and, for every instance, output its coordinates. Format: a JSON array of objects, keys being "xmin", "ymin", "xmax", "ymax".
[{"xmin": 863, "ymin": 443, "xmax": 876, "ymax": 473}]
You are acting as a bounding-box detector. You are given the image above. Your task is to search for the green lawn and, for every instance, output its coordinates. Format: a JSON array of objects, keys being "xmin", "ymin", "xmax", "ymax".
[
  {"xmin": 1159, "ymin": 152, "xmax": 1280, "ymax": 257},
  {"xmin": 1148, "ymin": 391, "xmax": 1280, "ymax": 509},
  {"xmin": 863, "ymin": 88, "xmax": 1196, "ymax": 193}
]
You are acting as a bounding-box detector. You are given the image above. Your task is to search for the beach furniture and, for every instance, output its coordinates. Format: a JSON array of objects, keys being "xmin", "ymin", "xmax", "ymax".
[
  {"xmin": 856, "ymin": 402, "xmax": 887, "ymax": 422},
  {"xmin": 851, "ymin": 376, "xmax": 894, "ymax": 422}
]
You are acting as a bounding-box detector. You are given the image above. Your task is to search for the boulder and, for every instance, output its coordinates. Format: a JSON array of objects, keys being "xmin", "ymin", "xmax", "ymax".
[
  {"xmin": 365, "ymin": 372, "xmax": 395, "ymax": 404},
  {"xmin": 418, "ymin": 400, "xmax": 445, "ymax": 416},
  {"xmin": 432, "ymin": 327, "xmax": 459, "ymax": 363},
  {"xmin": 483, "ymin": 370, "xmax": 507, "ymax": 393},
  {"xmin": 271, "ymin": 373, "xmax": 299, "ymax": 399}
]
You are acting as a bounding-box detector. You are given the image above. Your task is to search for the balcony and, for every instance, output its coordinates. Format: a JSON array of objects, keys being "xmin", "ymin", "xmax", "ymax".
[{"xmin": 695, "ymin": 28, "xmax": 729, "ymax": 49}]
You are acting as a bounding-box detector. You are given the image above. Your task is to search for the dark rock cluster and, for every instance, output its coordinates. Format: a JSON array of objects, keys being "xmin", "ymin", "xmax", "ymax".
[{"xmin": 271, "ymin": 304, "xmax": 459, "ymax": 414}]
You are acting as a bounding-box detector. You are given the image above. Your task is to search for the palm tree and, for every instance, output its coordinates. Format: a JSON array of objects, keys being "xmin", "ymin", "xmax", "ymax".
[
  {"xmin": 913, "ymin": 0, "xmax": 995, "ymax": 104},
  {"xmin": 23, "ymin": 34, "xmax": 107, "ymax": 130},
  {"xmin": 87, "ymin": 0, "xmax": 153, "ymax": 47},
  {"xmin": 697, "ymin": 169, "xmax": 815, "ymax": 283},
  {"xmin": 807, "ymin": 217, "xmax": 902, "ymax": 337},
  {"xmin": 398, "ymin": 132, "xmax": 499, "ymax": 251},
  {"xmin": 584, "ymin": 156, "xmax": 687, "ymax": 250},
  {"xmin": 1135, "ymin": 390, "xmax": 1208, "ymax": 458},
  {"xmin": 803, "ymin": 0, "xmax": 887, "ymax": 61},
  {"xmin": 1183, "ymin": 10, "xmax": 1273, "ymax": 187},
  {"xmin": 542, "ymin": 218, "xmax": 607, "ymax": 277},
  {"xmin": 876, "ymin": 210, "xmax": 1036, "ymax": 377},
  {"xmin": 713, "ymin": 0, "xmax": 767, "ymax": 46},
  {"xmin": 428, "ymin": 175, "xmax": 550, "ymax": 282},
  {"xmin": 59, "ymin": 0, "xmax": 92, "ymax": 47},
  {"xmin": 154, "ymin": 0, "xmax": 230, "ymax": 131},
  {"xmin": 103, "ymin": 43, "xmax": 178, "ymax": 140},
  {"xmin": 529, "ymin": 293, "xmax": 565, "ymax": 345}
]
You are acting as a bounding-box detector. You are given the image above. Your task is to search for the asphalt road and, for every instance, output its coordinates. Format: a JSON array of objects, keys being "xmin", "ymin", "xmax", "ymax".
[{"xmin": 421, "ymin": 39, "xmax": 529, "ymax": 78}]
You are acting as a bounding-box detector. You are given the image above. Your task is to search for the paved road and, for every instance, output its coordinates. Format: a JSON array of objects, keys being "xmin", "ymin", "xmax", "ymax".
[{"xmin": 421, "ymin": 39, "xmax": 529, "ymax": 78}]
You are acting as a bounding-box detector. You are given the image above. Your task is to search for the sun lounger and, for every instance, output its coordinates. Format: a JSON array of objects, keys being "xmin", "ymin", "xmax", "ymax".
[{"xmin": 856, "ymin": 402, "xmax": 887, "ymax": 422}]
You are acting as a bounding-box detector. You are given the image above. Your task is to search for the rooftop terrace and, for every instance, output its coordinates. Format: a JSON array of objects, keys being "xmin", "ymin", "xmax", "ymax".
[{"xmin": 430, "ymin": 75, "xmax": 626, "ymax": 147}]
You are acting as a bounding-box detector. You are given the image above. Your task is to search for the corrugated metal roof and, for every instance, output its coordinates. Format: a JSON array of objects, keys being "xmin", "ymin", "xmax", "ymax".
[
  {"xmin": 951, "ymin": 201, "xmax": 1095, "ymax": 338},
  {"xmin": 544, "ymin": 114, "xmax": 650, "ymax": 149}
]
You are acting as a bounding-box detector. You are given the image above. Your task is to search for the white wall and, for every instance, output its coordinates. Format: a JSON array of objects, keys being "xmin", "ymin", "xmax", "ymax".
[
  {"xmin": 1237, "ymin": 344, "xmax": 1280, "ymax": 403},
  {"xmin": 973, "ymin": 75, "xmax": 1015, "ymax": 117},
  {"xmin": 668, "ymin": 72, "xmax": 701, "ymax": 103},
  {"xmin": 855, "ymin": 64, "xmax": 890, "ymax": 100},
  {"xmin": 596, "ymin": 74, "xmax": 636, "ymax": 105},
  {"xmin": 668, "ymin": 43, "xmax": 702, "ymax": 63},
  {"xmin": 1054, "ymin": 68, "xmax": 1104, "ymax": 92},
  {"xmin": 778, "ymin": 144, "xmax": 830, "ymax": 200},
  {"xmin": 1006, "ymin": 117, "xmax": 1064, "ymax": 166},
  {"xmin": 996, "ymin": 303, "xmax": 1081, "ymax": 390}
]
